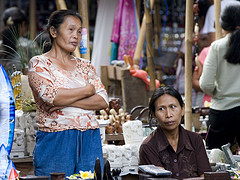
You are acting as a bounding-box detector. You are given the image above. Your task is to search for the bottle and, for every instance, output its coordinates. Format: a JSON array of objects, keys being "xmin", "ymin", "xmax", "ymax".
[{"xmin": 200, "ymin": 116, "xmax": 207, "ymax": 133}]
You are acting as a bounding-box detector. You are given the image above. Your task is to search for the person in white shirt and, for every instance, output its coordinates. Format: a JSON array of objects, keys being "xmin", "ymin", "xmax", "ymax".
[
  {"xmin": 201, "ymin": 0, "xmax": 240, "ymax": 47},
  {"xmin": 199, "ymin": 4, "xmax": 240, "ymax": 150}
]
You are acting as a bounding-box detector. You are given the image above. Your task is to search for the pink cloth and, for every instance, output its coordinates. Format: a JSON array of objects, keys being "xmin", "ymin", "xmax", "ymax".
[
  {"xmin": 199, "ymin": 46, "xmax": 211, "ymax": 106},
  {"xmin": 111, "ymin": 0, "xmax": 138, "ymax": 60},
  {"xmin": 111, "ymin": 0, "xmax": 124, "ymax": 43}
]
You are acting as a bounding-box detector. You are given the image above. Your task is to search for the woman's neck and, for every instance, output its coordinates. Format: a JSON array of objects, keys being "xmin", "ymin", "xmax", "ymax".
[
  {"xmin": 45, "ymin": 47, "xmax": 76, "ymax": 71},
  {"xmin": 162, "ymin": 127, "xmax": 179, "ymax": 152},
  {"xmin": 48, "ymin": 46, "xmax": 72, "ymax": 63}
]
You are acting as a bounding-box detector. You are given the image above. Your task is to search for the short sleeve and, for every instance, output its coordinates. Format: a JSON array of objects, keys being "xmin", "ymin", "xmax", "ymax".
[
  {"xmin": 28, "ymin": 56, "xmax": 58, "ymax": 106},
  {"xmin": 87, "ymin": 62, "xmax": 109, "ymax": 105},
  {"xmin": 201, "ymin": 5, "xmax": 215, "ymax": 34}
]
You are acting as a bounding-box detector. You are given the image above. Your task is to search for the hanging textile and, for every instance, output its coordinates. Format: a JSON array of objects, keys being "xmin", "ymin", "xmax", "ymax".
[
  {"xmin": 110, "ymin": 0, "xmax": 139, "ymax": 61},
  {"xmin": 91, "ymin": 0, "xmax": 117, "ymax": 75}
]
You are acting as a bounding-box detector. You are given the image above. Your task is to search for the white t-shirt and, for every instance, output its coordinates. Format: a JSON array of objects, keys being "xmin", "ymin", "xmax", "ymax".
[{"xmin": 201, "ymin": 0, "xmax": 240, "ymax": 34}]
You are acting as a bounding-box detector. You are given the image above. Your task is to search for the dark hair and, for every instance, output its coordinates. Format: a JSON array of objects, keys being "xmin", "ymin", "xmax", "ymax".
[
  {"xmin": 220, "ymin": 4, "xmax": 240, "ymax": 64},
  {"xmin": 43, "ymin": 9, "xmax": 82, "ymax": 53},
  {"xmin": 198, "ymin": 0, "xmax": 211, "ymax": 18},
  {"xmin": 149, "ymin": 86, "xmax": 184, "ymax": 118},
  {"xmin": 1, "ymin": 7, "xmax": 27, "ymax": 55},
  {"xmin": 2, "ymin": 7, "xmax": 27, "ymax": 26}
]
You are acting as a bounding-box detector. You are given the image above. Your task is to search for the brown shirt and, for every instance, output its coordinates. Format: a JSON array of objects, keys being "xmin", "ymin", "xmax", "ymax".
[{"xmin": 139, "ymin": 125, "xmax": 212, "ymax": 179}]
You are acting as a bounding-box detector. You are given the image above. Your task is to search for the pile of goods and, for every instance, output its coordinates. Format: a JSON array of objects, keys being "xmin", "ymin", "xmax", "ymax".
[
  {"xmin": 103, "ymin": 120, "xmax": 144, "ymax": 173},
  {"xmin": 96, "ymin": 98, "xmax": 133, "ymax": 134}
]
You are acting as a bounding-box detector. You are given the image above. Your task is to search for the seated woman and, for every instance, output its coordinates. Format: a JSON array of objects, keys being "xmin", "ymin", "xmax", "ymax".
[{"xmin": 139, "ymin": 86, "xmax": 211, "ymax": 179}]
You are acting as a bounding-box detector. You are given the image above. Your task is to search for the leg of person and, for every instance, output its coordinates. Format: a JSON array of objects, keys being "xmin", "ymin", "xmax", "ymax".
[
  {"xmin": 33, "ymin": 130, "xmax": 78, "ymax": 177},
  {"xmin": 206, "ymin": 108, "xmax": 236, "ymax": 149},
  {"xmin": 75, "ymin": 128, "xmax": 104, "ymax": 174}
]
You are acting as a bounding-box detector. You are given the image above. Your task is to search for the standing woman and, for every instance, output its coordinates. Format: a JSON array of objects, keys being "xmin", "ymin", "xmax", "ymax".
[
  {"xmin": 199, "ymin": 4, "xmax": 240, "ymax": 150},
  {"xmin": 139, "ymin": 86, "xmax": 211, "ymax": 179},
  {"xmin": 28, "ymin": 10, "xmax": 108, "ymax": 176}
]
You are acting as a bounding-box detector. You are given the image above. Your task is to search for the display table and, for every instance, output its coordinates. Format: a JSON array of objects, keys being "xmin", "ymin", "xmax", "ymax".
[{"xmin": 12, "ymin": 156, "xmax": 34, "ymax": 176}]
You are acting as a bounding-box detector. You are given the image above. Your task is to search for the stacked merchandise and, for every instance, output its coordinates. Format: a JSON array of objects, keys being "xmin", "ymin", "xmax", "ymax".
[{"xmin": 103, "ymin": 120, "xmax": 144, "ymax": 173}]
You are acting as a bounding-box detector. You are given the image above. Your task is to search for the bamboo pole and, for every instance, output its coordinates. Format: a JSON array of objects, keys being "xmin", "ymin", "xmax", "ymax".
[
  {"xmin": 214, "ymin": 0, "xmax": 222, "ymax": 40},
  {"xmin": 145, "ymin": 0, "xmax": 156, "ymax": 93},
  {"xmin": 184, "ymin": 0, "xmax": 194, "ymax": 131},
  {"xmin": 133, "ymin": 15, "xmax": 146, "ymax": 65},
  {"xmin": 135, "ymin": 0, "xmax": 141, "ymax": 25},
  {"xmin": 78, "ymin": 0, "xmax": 90, "ymax": 60},
  {"xmin": 153, "ymin": 0, "xmax": 161, "ymax": 49},
  {"xmin": 134, "ymin": 0, "xmax": 155, "ymax": 66},
  {"xmin": 56, "ymin": 0, "xmax": 67, "ymax": 10},
  {"xmin": 56, "ymin": 0, "xmax": 81, "ymax": 58},
  {"xmin": 29, "ymin": 0, "xmax": 36, "ymax": 40}
]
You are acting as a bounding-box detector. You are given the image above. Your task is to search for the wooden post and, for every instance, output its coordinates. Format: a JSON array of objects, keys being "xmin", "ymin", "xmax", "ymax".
[
  {"xmin": 133, "ymin": 15, "xmax": 146, "ymax": 65},
  {"xmin": 184, "ymin": 0, "xmax": 194, "ymax": 131},
  {"xmin": 29, "ymin": 0, "xmax": 36, "ymax": 40},
  {"xmin": 56, "ymin": 0, "xmax": 67, "ymax": 10},
  {"xmin": 214, "ymin": 0, "xmax": 222, "ymax": 40},
  {"xmin": 133, "ymin": 0, "xmax": 154, "ymax": 66},
  {"xmin": 78, "ymin": 0, "xmax": 90, "ymax": 60},
  {"xmin": 135, "ymin": 0, "xmax": 141, "ymax": 25},
  {"xmin": 145, "ymin": 0, "xmax": 156, "ymax": 93},
  {"xmin": 153, "ymin": 0, "xmax": 161, "ymax": 49},
  {"xmin": 56, "ymin": 0, "xmax": 80, "ymax": 58}
]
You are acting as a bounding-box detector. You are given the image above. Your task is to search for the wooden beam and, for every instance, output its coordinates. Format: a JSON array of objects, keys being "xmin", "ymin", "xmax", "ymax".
[
  {"xmin": 29, "ymin": 0, "xmax": 36, "ymax": 40},
  {"xmin": 133, "ymin": 15, "xmax": 146, "ymax": 66},
  {"xmin": 184, "ymin": 0, "xmax": 194, "ymax": 131},
  {"xmin": 133, "ymin": 0, "xmax": 154, "ymax": 66},
  {"xmin": 145, "ymin": 0, "xmax": 156, "ymax": 93},
  {"xmin": 214, "ymin": 0, "xmax": 222, "ymax": 40},
  {"xmin": 78, "ymin": 0, "xmax": 90, "ymax": 60}
]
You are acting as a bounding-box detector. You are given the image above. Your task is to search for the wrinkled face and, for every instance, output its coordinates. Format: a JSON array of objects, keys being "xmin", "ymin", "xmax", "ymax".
[
  {"xmin": 153, "ymin": 94, "xmax": 184, "ymax": 132},
  {"xmin": 52, "ymin": 15, "xmax": 82, "ymax": 52}
]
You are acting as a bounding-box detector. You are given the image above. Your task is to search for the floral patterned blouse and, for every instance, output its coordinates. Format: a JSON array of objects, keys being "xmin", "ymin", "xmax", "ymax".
[{"xmin": 28, "ymin": 55, "xmax": 108, "ymax": 132}]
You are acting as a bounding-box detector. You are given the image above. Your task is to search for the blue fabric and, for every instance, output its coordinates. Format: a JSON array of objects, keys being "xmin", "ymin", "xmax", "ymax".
[
  {"xmin": 33, "ymin": 129, "xmax": 103, "ymax": 178},
  {"xmin": 110, "ymin": 42, "xmax": 119, "ymax": 63}
]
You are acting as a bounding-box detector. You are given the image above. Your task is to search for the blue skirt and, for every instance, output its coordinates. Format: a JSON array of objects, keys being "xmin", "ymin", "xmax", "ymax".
[{"xmin": 33, "ymin": 129, "xmax": 103, "ymax": 177}]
